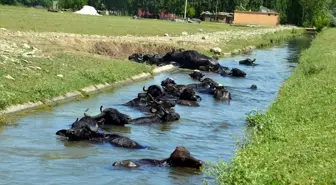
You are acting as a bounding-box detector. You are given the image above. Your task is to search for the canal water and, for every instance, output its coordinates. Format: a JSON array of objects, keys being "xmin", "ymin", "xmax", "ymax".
[{"xmin": 0, "ymin": 37, "xmax": 311, "ymax": 185}]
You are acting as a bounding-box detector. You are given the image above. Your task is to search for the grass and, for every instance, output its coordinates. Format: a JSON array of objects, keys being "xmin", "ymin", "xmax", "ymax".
[
  {"xmin": 0, "ymin": 53, "xmax": 153, "ymax": 110},
  {"xmin": 0, "ymin": 5, "xmax": 252, "ymax": 36},
  {"xmin": 205, "ymin": 29, "xmax": 336, "ymax": 184}
]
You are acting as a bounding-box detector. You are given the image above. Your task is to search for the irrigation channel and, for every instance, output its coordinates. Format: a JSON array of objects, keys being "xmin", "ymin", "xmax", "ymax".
[{"xmin": 0, "ymin": 36, "xmax": 311, "ymax": 185}]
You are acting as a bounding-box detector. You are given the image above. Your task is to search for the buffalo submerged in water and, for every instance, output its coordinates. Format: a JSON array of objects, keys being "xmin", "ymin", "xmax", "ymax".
[
  {"xmin": 112, "ymin": 146, "xmax": 203, "ymax": 169},
  {"xmin": 83, "ymin": 106, "xmax": 132, "ymax": 126},
  {"xmin": 56, "ymin": 110, "xmax": 149, "ymax": 149}
]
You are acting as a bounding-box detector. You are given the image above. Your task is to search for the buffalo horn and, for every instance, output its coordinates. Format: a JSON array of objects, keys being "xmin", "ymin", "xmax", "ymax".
[
  {"xmin": 143, "ymin": 86, "xmax": 148, "ymax": 92},
  {"xmin": 196, "ymin": 95, "xmax": 202, "ymax": 101},
  {"xmin": 161, "ymin": 107, "xmax": 170, "ymax": 114},
  {"xmin": 100, "ymin": 106, "xmax": 103, "ymax": 113},
  {"xmin": 84, "ymin": 109, "xmax": 90, "ymax": 117},
  {"xmin": 89, "ymin": 123, "xmax": 99, "ymax": 132}
]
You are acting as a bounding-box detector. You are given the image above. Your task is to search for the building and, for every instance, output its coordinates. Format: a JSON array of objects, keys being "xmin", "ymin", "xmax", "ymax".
[
  {"xmin": 200, "ymin": 11, "xmax": 233, "ymax": 24},
  {"xmin": 233, "ymin": 10, "xmax": 280, "ymax": 26}
]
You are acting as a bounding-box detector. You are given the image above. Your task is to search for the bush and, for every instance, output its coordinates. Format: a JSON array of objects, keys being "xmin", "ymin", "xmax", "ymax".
[
  {"xmin": 313, "ymin": 12, "xmax": 330, "ymax": 32},
  {"xmin": 187, "ymin": 7, "xmax": 196, "ymax": 18}
]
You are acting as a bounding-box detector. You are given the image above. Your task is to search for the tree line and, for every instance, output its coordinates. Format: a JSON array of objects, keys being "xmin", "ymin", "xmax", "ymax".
[{"xmin": 1, "ymin": 0, "xmax": 336, "ymax": 29}]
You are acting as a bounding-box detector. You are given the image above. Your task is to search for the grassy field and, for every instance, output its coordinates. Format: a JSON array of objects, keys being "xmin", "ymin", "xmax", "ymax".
[
  {"xmin": 0, "ymin": 5, "xmax": 252, "ymax": 36},
  {"xmin": 206, "ymin": 29, "xmax": 336, "ymax": 184},
  {"xmin": 0, "ymin": 53, "xmax": 153, "ymax": 110}
]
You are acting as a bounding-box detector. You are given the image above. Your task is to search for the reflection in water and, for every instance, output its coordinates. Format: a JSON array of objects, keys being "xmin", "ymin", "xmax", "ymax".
[{"xmin": 0, "ymin": 36, "xmax": 312, "ymax": 185}]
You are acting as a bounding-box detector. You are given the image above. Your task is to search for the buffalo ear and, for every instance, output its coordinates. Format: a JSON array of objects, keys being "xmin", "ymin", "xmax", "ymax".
[{"xmin": 56, "ymin": 129, "xmax": 67, "ymax": 137}]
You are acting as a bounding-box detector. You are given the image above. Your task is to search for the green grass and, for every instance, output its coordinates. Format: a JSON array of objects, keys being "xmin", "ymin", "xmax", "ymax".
[
  {"xmin": 0, "ymin": 53, "xmax": 153, "ymax": 110},
  {"xmin": 206, "ymin": 29, "xmax": 336, "ymax": 184},
  {"xmin": 0, "ymin": 5, "xmax": 251, "ymax": 36}
]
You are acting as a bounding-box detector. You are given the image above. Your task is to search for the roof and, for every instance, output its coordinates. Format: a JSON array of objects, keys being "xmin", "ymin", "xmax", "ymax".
[{"xmin": 201, "ymin": 11, "xmax": 233, "ymax": 16}]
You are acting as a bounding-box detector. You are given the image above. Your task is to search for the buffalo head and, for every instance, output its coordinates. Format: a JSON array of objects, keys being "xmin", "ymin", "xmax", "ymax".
[
  {"xmin": 180, "ymin": 88, "xmax": 202, "ymax": 101},
  {"xmin": 161, "ymin": 78, "xmax": 176, "ymax": 87},
  {"xmin": 189, "ymin": 70, "xmax": 204, "ymax": 81},
  {"xmin": 56, "ymin": 117, "xmax": 100, "ymax": 141},
  {"xmin": 166, "ymin": 146, "xmax": 203, "ymax": 169},
  {"xmin": 231, "ymin": 68, "xmax": 246, "ymax": 77},
  {"xmin": 199, "ymin": 77, "xmax": 219, "ymax": 88},
  {"xmin": 213, "ymin": 84, "xmax": 231, "ymax": 100},
  {"xmin": 143, "ymin": 85, "xmax": 164, "ymax": 98}
]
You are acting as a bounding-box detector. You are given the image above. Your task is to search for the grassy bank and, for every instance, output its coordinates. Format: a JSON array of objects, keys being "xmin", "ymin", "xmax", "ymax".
[
  {"xmin": 206, "ymin": 29, "xmax": 336, "ymax": 184},
  {"xmin": 0, "ymin": 53, "xmax": 153, "ymax": 110},
  {"xmin": 0, "ymin": 5, "xmax": 252, "ymax": 36}
]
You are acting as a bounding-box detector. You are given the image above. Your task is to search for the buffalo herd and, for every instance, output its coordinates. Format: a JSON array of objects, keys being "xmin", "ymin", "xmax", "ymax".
[{"xmin": 56, "ymin": 49, "xmax": 257, "ymax": 170}]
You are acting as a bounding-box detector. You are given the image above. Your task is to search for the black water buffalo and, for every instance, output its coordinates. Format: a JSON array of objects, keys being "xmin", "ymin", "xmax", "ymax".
[
  {"xmin": 213, "ymin": 85, "xmax": 232, "ymax": 100},
  {"xmin": 221, "ymin": 68, "xmax": 247, "ymax": 77},
  {"xmin": 189, "ymin": 70, "xmax": 205, "ymax": 81},
  {"xmin": 198, "ymin": 77, "xmax": 219, "ymax": 88},
  {"xmin": 250, "ymin": 84, "xmax": 257, "ymax": 90},
  {"xmin": 112, "ymin": 146, "xmax": 203, "ymax": 169},
  {"xmin": 56, "ymin": 116, "xmax": 145, "ymax": 149},
  {"xmin": 239, "ymin": 58, "xmax": 257, "ymax": 66},
  {"xmin": 123, "ymin": 85, "xmax": 164, "ymax": 109},
  {"xmin": 132, "ymin": 100, "xmax": 180, "ymax": 125},
  {"xmin": 83, "ymin": 106, "xmax": 132, "ymax": 126},
  {"xmin": 161, "ymin": 50, "xmax": 221, "ymax": 72}
]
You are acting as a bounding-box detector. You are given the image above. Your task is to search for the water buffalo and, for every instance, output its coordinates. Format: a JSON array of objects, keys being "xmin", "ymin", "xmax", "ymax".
[
  {"xmin": 132, "ymin": 100, "xmax": 180, "ymax": 125},
  {"xmin": 250, "ymin": 84, "xmax": 257, "ymax": 90},
  {"xmin": 161, "ymin": 50, "xmax": 221, "ymax": 72},
  {"xmin": 198, "ymin": 77, "xmax": 219, "ymax": 88},
  {"xmin": 213, "ymin": 85, "xmax": 232, "ymax": 100},
  {"xmin": 221, "ymin": 68, "xmax": 247, "ymax": 78},
  {"xmin": 123, "ymin": 85, "xmax": 164, "ymax": 108},
  {"xmin": 83, "ymin": 106, "xmax": 132, "ymax": 126},
  {"xmin": 112, "ymin": 146, "xmax": 203, "ymax": 169},
  {"xmin": 239, "ymin": 58, "xmax": 257, "ymax": 66},
  {"xmin": 56, "ymin": 116, "xmax": 145, "ymax": 149},
  {"xmin": 189, "ymin": 70, "xmax": 204, "ymax": 81}
]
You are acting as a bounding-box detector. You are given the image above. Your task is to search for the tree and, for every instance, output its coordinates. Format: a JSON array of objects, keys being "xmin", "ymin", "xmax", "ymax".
[{"xmin": 187, "ymin": 6, "xmax": 196, "ymax": 17}]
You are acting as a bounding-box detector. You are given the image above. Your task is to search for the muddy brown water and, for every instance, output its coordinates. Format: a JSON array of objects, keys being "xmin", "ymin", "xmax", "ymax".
[{"xmin": 0, "ymin": 37, "xmax": 311, "ymax": 185}]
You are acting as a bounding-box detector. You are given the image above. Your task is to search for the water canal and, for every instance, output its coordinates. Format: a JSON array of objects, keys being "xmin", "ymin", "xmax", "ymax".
[{"xmin": 0, "ymin": 36, "xmax": 311, "ymax": 185}]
